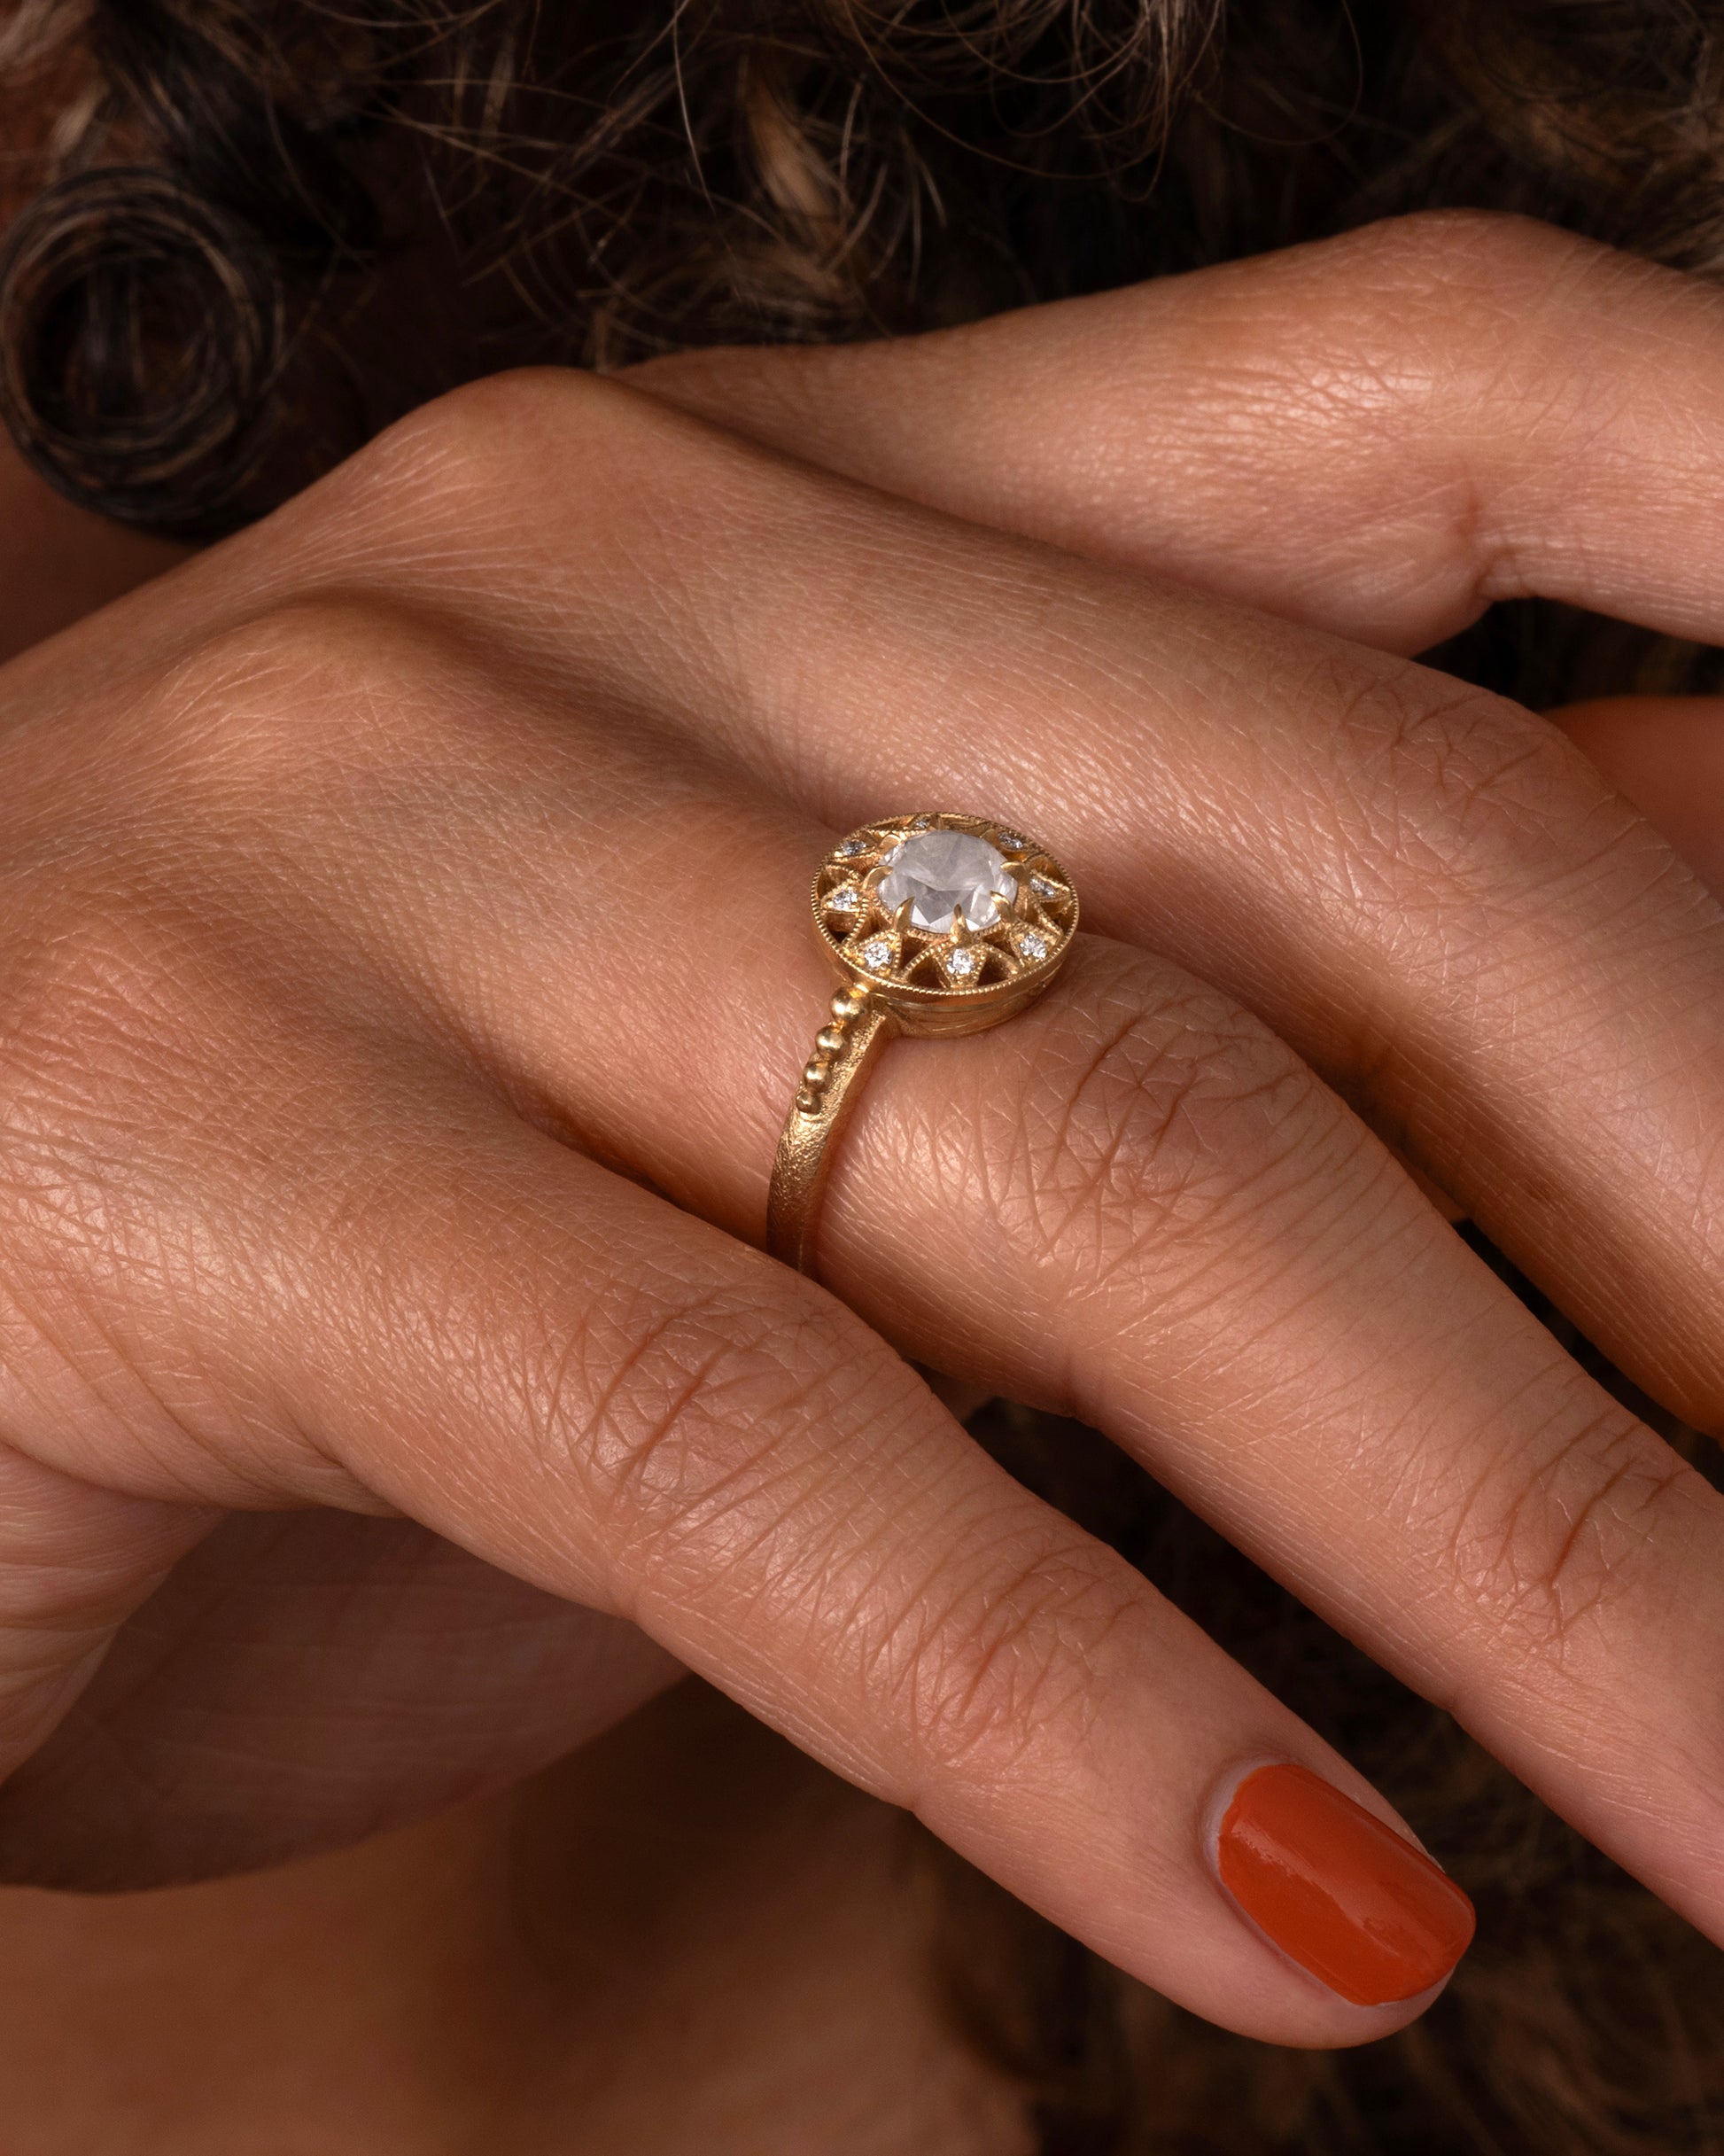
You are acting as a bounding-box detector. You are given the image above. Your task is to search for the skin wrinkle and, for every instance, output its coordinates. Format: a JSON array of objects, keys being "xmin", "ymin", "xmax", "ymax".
[
  {"xmin": 858, "ymin": 948, "xmax": 1628, "ymax": 1646},
  {"xmin": 1531, "ymin": 1447, "xmax": 1693, "ymax": 1645},
  {"xmin": 1285, "ymin": 691, "xmax": 1581, "ymax": 945},
  {"xmin": 1036, "ymin": 1056, "xmax": 1312, "ymax": 1304},
  {"xmin": 841, "ymin": 1498, "xmax": 1061, "ymax": 1716},
  {"xmin": 1077, "ymin": 1188, "xmax": 1659, "ymax": 1652},
  {"xmin": 629, "ymin": 215, "xmax": 1534, "ymax": 642},
  {"xmin": 779, "ymin": 1480, "xmax": 1010, "ymax": 1705},
  {"xmin": 717, "ymin": 1443, "xmax": 952, "ymax": 1657},
  {"xmin": 1371, "ymin": 1350, "xmax": 1563, "ymax": 1545},
  {"xmin": 2, "ymin": 1226, "xmax": 264, "ymax": 1509},
  {"xmin": 1123, "ymin": 1158, "xmax": 1414, "ymax": 1398},
  {"xmin": 1438, "ymin": 1391, "xmax": 1635, "ymax": 1619},
  {"xmin": 997, "ymin": 969, "xmax": 1332, "ymax": 1302},
  {"xmin": 575, "ymin": 1303, "xmax": 949, "ymax": 1624},
  {"xmin": 464, "ymin": 1282, "xmax": 680, "ymax": 1560},
  {"xmin": 547, "ymin": 1300, "xmax": 746, "ymax": 1524},
  {"xmin": 895, "ymin": 1553, "xmax": 1141, "ymax": 1789},
  {"xmin": 613, "ymin": 1379, "xmax": 906, "ymax": 1620},
  {"xmin": 638, "ymin": 215, "xmax": 1724, "ymax": 673},
  {"xmin": 1453, "ymin": 1409, "xmax": 1696, "ymax": 1660},
  {"xmin": 913, "ymin": 918, "xmax": 1697, "ymax": 1707},
  {"xmin": 1030, "ymin": 998, "xmax": 1192, "ymax": 1263},
  {"xmin": 1161, "ymin": 1331, "xmax": 1490, "ymax": 1576}
]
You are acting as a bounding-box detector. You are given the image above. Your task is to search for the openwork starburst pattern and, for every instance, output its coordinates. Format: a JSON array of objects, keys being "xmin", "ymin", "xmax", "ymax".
[{"xmin": 810, "ymin": 811, "xmax": 1078, "ymax": 1031}]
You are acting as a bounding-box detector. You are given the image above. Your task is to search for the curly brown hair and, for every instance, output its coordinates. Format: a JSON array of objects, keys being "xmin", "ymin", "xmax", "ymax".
[
  {"xmin": 9, "ymin": 0, "xmax": 1724, "ymax": 540},
  {"xmin": 3, "ymin": 5, "xmax": 1724, "ymax": 2152}
]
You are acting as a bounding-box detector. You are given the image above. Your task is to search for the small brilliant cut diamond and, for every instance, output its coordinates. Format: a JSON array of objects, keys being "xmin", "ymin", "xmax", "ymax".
[
  {"xmin": 1019, "ymin": 931, "xmax": 1048, "ymax": 961},
  {"xmin": 1031, "ymin": 874, "xmax": 1060, "ymax": 899},
  {"xmin": 862, "ymin": 938, "xmax": 891, "ymax": 969},
  {"xmin": 835, "ymin": 837, "xmax": 865, "ymax": 858},
  {"xmin": 997, "ymin": 829, "xmax": 1028, "ymax": 850},
  {"xmin": 879, "ymin": 829, "xmax": 1015, "ymax": 935},
  {"xmin": 827, "ymin": 886, "xmax": 860, "ymax": 912},
  {"xmin": 947, "ymin": 948, "xmax": 978, "ymax": 977}
]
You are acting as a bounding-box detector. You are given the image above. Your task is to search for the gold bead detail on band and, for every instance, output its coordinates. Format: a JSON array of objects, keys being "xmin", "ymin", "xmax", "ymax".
[{"xmin": 796, "ymin": 985, "xmax": 874, "ymax": 1116}]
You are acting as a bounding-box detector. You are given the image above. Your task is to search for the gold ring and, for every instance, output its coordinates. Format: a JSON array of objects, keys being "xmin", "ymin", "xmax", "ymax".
[{"xmin": 767, "ymin": 812, "xmax": 1080, "ymax": 1274}]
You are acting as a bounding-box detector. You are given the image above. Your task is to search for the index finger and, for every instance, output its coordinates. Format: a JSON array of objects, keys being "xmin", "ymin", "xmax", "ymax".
[{"xmin": 629, "ymin": 210, "xmax": 1724, "ymax": 657}]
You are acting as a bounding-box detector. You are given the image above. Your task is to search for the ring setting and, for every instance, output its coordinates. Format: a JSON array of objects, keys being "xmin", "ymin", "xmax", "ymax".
[
  {"xmin": 770, "ymin": 813, "xmax": 1079, "ymax": 1271},
  {"xmin": 814, "ymin": 812, "xmax": 1075, "ymax": 1012}
]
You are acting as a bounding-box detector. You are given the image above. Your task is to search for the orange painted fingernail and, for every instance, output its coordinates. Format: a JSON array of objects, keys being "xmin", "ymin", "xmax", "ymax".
[{"xmin": 1213, "ymin": 1762, "xmax": 1475, "ymax": 2006}]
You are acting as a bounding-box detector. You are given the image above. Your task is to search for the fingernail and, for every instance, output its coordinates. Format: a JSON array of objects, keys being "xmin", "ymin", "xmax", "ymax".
[{"xmin": 1213, "ymin": 1762, "xmax": 1475, "ymax": 2007}]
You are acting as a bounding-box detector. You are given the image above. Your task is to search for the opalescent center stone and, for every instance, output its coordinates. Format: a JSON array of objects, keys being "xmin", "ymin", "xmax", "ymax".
[{"xmin": 879, "ymin": 830, "xmax": 1014, "ymax": 935}]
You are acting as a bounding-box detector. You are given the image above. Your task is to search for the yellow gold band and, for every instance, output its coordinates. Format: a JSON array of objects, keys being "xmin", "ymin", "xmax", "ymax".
[{"xmin": 766, "ymin": 985, "xmax": 898, "ymax": 1273}]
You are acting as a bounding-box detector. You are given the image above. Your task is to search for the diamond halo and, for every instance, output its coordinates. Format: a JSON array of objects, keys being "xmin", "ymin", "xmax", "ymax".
[{"xmin": 807, "ymin": 811, "xmax": 1077, "ymax": 1037}]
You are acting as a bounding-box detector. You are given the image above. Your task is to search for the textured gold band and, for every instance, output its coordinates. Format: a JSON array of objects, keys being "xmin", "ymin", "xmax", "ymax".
[{"xmin": 766, "ymin": 985, "xmax": 899, "ymax": 1273}]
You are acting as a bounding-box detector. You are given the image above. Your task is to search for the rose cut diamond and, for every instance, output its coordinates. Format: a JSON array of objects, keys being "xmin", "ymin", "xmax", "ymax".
[{"xmin": 879, "ymin": 829, "xmax": 1016, "ymax": 935}]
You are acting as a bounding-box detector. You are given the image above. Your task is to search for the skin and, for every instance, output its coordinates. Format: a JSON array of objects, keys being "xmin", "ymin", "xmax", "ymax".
[{"xmin": 3, "ymin": 210, "xmax": 1724, "ymax": 2130}]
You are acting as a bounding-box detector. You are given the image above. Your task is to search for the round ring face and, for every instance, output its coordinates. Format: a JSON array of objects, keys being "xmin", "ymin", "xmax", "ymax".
[{"xmin": 811, "ymin": 812, "xmax": 1078, "ymax": 1034}]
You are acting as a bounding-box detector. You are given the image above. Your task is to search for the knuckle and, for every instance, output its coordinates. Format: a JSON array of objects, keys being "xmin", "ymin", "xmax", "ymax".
[
  {"xmin": 353, "ymin": 367, "xmax": 573, "ymax": 511},
  {"xmin": 521, "ymin": 1254, "xmax": 1153, "ymax": 1799},
  {"xmin": 539, "ymin": 1265, "xmax": 912, "ymax": 1572},
  {"xmin": 992, "ymin": 953, "xmax": 1332, "ymax": 1287},
  {"xmin": 0, "ymin": 868, "xmax": 378, "ymax": 1282},
  {"xmin": 1440, "ymin": 1401, "xmax": 1697, "ymax": 1660},
  {"xmin": 1332, "ymin": 207, "xmax": 1600, "ymax": 310},
  {"xmin": 882, "ymin": 1534, "xmax": 1145, "ymax": 1788},
  {"xmin": 0, "ymin": 912, "xmax": 277, "ymax": 1478},
  {"xmin": 353, "ymin": 367, "xmax": 686, "ymax": 543},
  {"xmin": 1315, "ymin": 665, "xmax": 1648, "ymax": 922},
  {"xmin": 145, "ymin": 596, "xmax": 465, "ymax": 798}
]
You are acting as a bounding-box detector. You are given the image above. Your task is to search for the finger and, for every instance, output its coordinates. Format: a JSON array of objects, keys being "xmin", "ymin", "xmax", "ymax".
[
  {"xmin": 289, "ymin": 374, "xmax": 1724, "ymax": 1448},
  {"xmin": 357, "ymin": 751, "xmax": 1724, "ymax": 1973},
  {"xmin": 0, "ymin": 1513, "xmax": 680, "ymax": 1888},
  {"xmin": 627, "ymin": 210, "xmax": 1724, "ymax": 655},
  {"xmin": 0, "ymin": 1031, "xmax": 1476, "ymax": 2042}
]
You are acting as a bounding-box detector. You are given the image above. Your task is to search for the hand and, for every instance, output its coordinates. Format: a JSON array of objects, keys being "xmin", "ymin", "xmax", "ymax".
[{"xmin": 4, "ymin": 209, "xmax": 1724, "ymax": 2046}]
